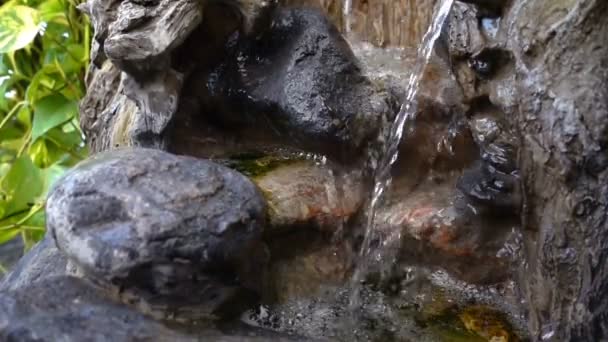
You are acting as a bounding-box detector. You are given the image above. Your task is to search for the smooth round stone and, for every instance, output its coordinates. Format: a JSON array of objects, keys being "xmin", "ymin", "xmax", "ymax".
[{"xmin": 47, "ymin": 148, "xmax": 268, "ymax": 319}]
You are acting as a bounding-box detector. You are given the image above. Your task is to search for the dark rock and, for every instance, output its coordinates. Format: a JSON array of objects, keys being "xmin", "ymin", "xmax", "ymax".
[
  {"xmin": 46, "ymin": 148, "xmax": 268, "ymax": 320},
  {"xmin": 0, "ymin": 275, "xmax": 194, "ymax": 342},
  {"xmin": 0, "ymin": 237, "xmax": 68, "ymax": 292},
  {"xmin": 456, "ymin": 160, "xmax": 521, "ymax": 215},
  {"xmin": 468, "ymin": 48, "xmax": 513, "ymax": 79},
  {"xmin": 457, "ymin": 0, "xmax": 506, "ymax": 17},
  {"xmin": 178, "ymin": 8, "xmax": 393, "ymax": 163}
]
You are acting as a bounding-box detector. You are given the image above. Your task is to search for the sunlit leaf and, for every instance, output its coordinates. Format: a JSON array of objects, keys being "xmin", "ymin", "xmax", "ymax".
[
  {"xmin": 0, "ymin": 56, "xmax": 8, "ymax": 75},
  {"xmin": 0, "ymin": 229, "xmax": 20, "ymax": 245},
  {"xmin": 16, "ymin": 105, "xmax": 32, "ymax": 129},
  {"xmin": 38, "ymin": 0, "xmax": 66, "ymax": 22},
  {"xmin": 25, "ymin": 64, "xmax": 60, "ymax": 103},
  {"xmin": 40, "ymin": 162, "xmax": 68, "ymax": 196},
  {"xmin": 32, "ymin": 93, "xmax": 77, "ymax": 142},
  {"xmin": 46, "ymin": 124, "xmax": 82, "ymax": 149},
  {"xmin": 0, "ymin": 155, "xmax": 43, "ymax": 219},
  {"xmin": 0, "ymin": 6, "xmax": 41, "ymax": 53},
  {"xmin": 0, "ymin": 76, "xmax": 12, "ymax": 111}
]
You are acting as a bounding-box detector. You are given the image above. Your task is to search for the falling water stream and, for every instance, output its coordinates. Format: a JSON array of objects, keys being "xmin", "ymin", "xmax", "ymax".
[
  {"xmin": 348, "ymin": 0, "xmax": 455, "ymax": 305},
  {"xmin": 242, "ymin": 1, "xmax": 529, "ymax": 340}
]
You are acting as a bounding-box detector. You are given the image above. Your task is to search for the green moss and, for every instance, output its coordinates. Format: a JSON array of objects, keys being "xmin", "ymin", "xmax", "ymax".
[
  {"xmin": 221, "ymin": 152, "xmax": 303, "ymax": 178},
  {"xmin": 418, "ymin": 307, "xmax": 486, "ymax": 342},
  {"xmin": 416, "ymin": 304, "xmax": 521, "ymax": 342}
]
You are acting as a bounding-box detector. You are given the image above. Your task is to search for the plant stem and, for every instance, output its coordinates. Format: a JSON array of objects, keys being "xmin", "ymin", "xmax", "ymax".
[{"xmin": 0, "ymin": 101, "xmax": 26, "ymax": 131}]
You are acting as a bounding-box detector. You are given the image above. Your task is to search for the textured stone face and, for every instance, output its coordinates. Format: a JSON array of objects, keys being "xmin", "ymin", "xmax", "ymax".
[
  {"xmin": 78, "ymin": 0, "xmax": 205, "ymax": 152},
  {"xmin": 446, "ymin": 0, "xmax": 608, "ymax": 339},
  {"xmin": 0, "ymin": 275, "xmax": 306, "ymax": 342},
  {"xmin": 253, "ymin": 160, "xmax": 364, "ymax": 232},
  {"xmin": 46, "ymin": 148, "xmax": 268, "ymax": 319},
  {"xmin": 0, "ymin": 276, "xmax": 195, "ymax": 342},
  {"xmin": 0, "ymin": 237, "xmax": 68, "ymax": 292},
  {"xmin": 177, "ymin": 8, "xmax": 394, "ymax": 162}
]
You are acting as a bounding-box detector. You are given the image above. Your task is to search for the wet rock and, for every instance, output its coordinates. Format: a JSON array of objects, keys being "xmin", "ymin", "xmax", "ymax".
[
  {"xmin": 459, "ymin": 112, "xmax": 520, "ymax": 216},
  {"xmin": 182, "ymin": 8, "xmax": 393, "ymax": 162},
  {"xmin": 46, "ymin": 148, "xmax": 268, "ymax": 320},
  {"xmin": 468, "ymin": 48, "xmax": 513, "ymax": 80},
  {"xmin": 253, "ymin": 160, "xmax": 365, "ymax": 233},
  {"xmin": 449, "ymin": 0, "xmax": 608, "ymax": 338},
  {"xmin": 352, "ymin": 43, "xmax": 465, "ymax": 114},
  {"xmin": 457, "ymin": 0, "xmax": 506, "ymax": 17},
  {"xmin": 445, "ymin": 2, "xmax": 485, "ymax": 58},
  {"xmin": 376, "ymin": 183, "xmax": 512, "ymax": 284},
  {"xmin": 457, "ymin": 160, "xmax": 521, "ymax": 215},
  {"xmin": 0, "ymin": 237, "xmax": 68, "ymax": 292},
  {"xmin": 264, "ymin": 232, "xmax": 353, "ymax": 302}
]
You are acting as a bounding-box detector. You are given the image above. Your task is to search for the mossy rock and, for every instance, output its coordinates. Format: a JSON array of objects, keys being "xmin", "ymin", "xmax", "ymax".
[
  {"xmin": 458, "ymin": 305, "xmax": 520, "ymax": 342},
  {"xmin": 221, "ymin": 152, "xmax": 303, "ymax": 178}
]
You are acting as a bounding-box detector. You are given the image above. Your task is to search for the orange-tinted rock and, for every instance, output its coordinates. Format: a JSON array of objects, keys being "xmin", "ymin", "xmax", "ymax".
[
  {"xmin": 254, "ymin": 161, "xmax": 365, "ymax": 233},
  {"xmin": 376, "ymin": 183, "xmax": 513, "ymax": 284}
]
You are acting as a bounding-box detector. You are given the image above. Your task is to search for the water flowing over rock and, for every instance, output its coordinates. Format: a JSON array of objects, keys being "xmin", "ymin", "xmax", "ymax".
[
  {"xmin": 444, "ymin": 0, "xmax": 608, "ymax": 339},
  {"xmin": 2, "ymin": 0, "xmax": 606, "ymax": 340}
]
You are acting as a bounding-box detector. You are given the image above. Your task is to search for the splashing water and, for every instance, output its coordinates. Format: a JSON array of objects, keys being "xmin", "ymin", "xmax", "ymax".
[{"xmin": 350, "ymin": 0, "xmax": 455, "ymax": 305}]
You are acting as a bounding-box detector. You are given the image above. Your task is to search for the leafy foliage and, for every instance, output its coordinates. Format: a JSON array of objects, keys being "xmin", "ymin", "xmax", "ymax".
[{"xmin": 0, "ymin": 0, "xmax": 90, "ymax": 257}]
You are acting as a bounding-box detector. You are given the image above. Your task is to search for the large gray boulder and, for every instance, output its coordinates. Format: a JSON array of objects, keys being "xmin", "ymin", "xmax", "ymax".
[{"xmin": 46, "ymin": 148, "xmax": 268, "ymax": 320}]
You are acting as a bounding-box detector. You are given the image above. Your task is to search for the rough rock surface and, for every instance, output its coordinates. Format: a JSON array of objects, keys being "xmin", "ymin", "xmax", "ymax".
[
  {"xmin": 376, "ymin": 183, "xmax": 513, "ymax": 284},
  {"xmin": 0, "ymin": 237, "xmax": 68, "ymax": 292},
  {"xmin": 447, "ymin": 0, "xmax": 608, "ymax": 339},
  {"xmin": 47, "ymin": 148, "xmax": 268, "ymax": 320},
  {"xmin": 175, "ymin": 8, "xmax": 394, "ymax": 163},
  {"xmin": 253, "ymin": 160, "xmax": 365, "ymax": 233},
  {"xmin": 0, "ymin": 276, "xmax": 194, "ymax": 342},
  {"xmin": 78, "ymin": 0, "xmax": 204, "ymax": 152},
  {"xmin": 0, "ymin": 238, "xmax": 23, "ymax": 279},
  {"xmin": 0, "ymin": 274, "xmax": 308, "ymax": 341}
]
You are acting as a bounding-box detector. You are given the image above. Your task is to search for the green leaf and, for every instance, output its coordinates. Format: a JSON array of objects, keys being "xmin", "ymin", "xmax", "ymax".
[
  {"xmin": 25, "ymin": 64, "xmax": 60, "ymax": 103},
  {"xmin": 0, "ymin": 5, "xmax": 41, "ymax": 53},
  {"xmin": 46, "ymin": 123, "xmax": 82, "ymax": 149},
  {"xmin": 40, "ymin": 162, "xmax": 68, "ymax": 196},
  {"xmin": 38, "ymin": 0, "xmax": 66, "ymax": 22},
  {"xmin": 29, "ymin": 138, "xmax": 50, "ymax": 167},
  {"xmin": 31, "ymin": 93, "xmax": 77, "ymax": 142},
  {"xmin": 0, "ymin": 229, "xmax": 20, "ymax": 245},
  {"xmin": 16, "ymin": 105, "xmax": 32, "ymax": 130},
  {"xmin": 43, "ymin": 43, "xmax": 84, "ymax": 74},
  {"xmin": 0, "ymin": 76, "xmax": 12, "ymax": 111},
  {"xmin": 0, "ymin": 156, "xmax": 43, "ymax": 219},
  {"xmin": 0, "ymin": 56, "xmax": 8, "ymax": 75}
]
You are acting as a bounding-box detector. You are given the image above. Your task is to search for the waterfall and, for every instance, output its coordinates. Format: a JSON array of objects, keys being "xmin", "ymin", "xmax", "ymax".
[{"xmin": 348, "ymin": 0, "xmax": 455, "ymax": 305}]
